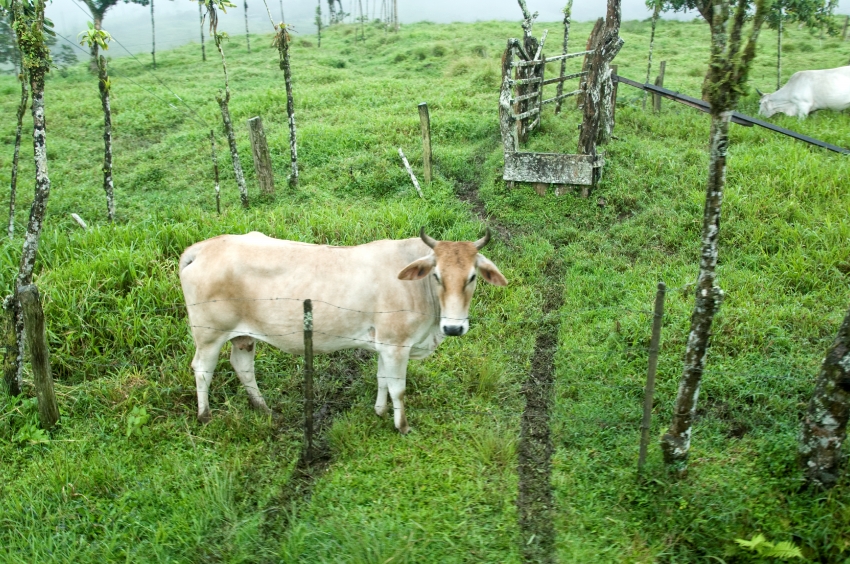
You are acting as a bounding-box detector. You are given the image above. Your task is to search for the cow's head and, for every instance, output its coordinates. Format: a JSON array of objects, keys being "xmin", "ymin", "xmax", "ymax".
[
  {"xmin": 398, "ymin": 228, "xmax": 508, "ymax": 337},
  {"xmin": 756, "ymin": 88, "xmax": 776, "ymax": 117}
]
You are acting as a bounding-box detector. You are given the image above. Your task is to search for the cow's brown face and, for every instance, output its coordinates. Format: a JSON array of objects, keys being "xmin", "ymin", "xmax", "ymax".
[{"xmin": 397, "ymin": 229, "xmax": 508, "ymax": 337}]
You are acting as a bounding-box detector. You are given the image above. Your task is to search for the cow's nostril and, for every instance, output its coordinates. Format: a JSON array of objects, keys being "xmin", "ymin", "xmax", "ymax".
[{"xmin": 443, "ymin": 325, "xmax": 464, "ymax": 337}]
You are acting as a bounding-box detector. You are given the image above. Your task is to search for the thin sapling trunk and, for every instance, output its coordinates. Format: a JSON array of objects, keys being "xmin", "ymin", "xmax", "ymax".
[
  {"xmin": 244, "ymin": 0, "xmax": 251, "ymax": 52},
  {"xmin": 661, "ymin": 0, "xmax": 767, "ymax": 474},
  {"xmin": 151, "ymin": 0, "xmax": 156, "ymax": 68},
  {"xmin": 98, "ymin": 55, "xmax": 115, "ymax": 221},
  {"xmin": 644, "ymin": 0, "xmax": 660, "ymax": 109},
  {"xmin": 554, "ymin": 0, "xmax": 573, "ymax": 115},
  {"xmin": 214, "ymin": 37, "xmax": 249, "ymax": 207},
  {"xmin": 199, "ymin": 2, "xmax": 206, "ymax": 61}
]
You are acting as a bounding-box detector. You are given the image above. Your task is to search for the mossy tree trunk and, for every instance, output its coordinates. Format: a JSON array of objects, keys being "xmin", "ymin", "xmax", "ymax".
[
  {"xmin": 9, "ymin": 62, "xmax": 28, "ymax": 240},
  {"xmin": 5, "ymin": 0, "xmax": 53, "ymax": 396},
  {"xmin": 798, "ymin": 304, "xmax": 850, "ymax": 489},
  {"xmin": 660, "ymin": 0, "xmax": 767, "ymax": 474},
  {"xmin": 89, "ymin": 12, "xmax": 104, "ymax": 72}
]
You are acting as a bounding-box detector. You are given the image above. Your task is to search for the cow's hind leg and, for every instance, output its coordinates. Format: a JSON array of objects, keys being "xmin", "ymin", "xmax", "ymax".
[
  {"xmin": 230, "ymin": 336, "xmax": 270, "ymax": 413},
  {"xmin": 376, "ymin": 348, "xmax": 411, "ymax": 434},
  {"xmin": 192, "ymin": 342, "xmax": 224, "ymax": 424}
]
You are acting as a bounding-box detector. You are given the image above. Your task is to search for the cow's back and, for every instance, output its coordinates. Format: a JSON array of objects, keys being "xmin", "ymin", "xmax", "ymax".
[
  {"xmin": 179, "ymin": 233, "xmax": 436, "ymax": 354},
  {"xmin": 783, "ymin": 66, "xmax": 850, "ymax": 111}
]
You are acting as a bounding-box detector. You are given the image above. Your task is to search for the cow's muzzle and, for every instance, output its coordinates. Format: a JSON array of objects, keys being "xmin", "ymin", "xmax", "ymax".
[{"xmin": 441, "ymin": 319, "xmax": 469, "ymax": 337}]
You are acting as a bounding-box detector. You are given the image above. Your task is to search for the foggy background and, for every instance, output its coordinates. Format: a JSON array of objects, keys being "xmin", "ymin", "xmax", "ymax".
[{"xmin": 45, "ymin": 0, "xmax": 850, "ymax": 59}]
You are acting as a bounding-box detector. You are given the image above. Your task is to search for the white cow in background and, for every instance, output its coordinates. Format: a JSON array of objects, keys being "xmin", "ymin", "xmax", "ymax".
[
  {"xmin": 179, "ymin": 229, "xmax": 508, "ymax": 434},
  {"xmin": 758, "ymin": 66, "xmax": 850, "ymax": 118}
]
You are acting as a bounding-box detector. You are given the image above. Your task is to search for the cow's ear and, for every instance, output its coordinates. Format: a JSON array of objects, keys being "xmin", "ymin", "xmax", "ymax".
[
  {"xmin": 398, "ymin": 256, "xmax": 436, "ymax": 281},
  {"xmin": 475, "ymin": 255, "xmax": 508, "ymax": 286}
]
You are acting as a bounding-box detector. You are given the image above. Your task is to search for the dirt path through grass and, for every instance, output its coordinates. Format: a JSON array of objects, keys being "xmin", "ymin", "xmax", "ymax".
[
  {"xmin": 261, "ymin": 350, "xmax": 370, "ymax": 538},
  {"xmin": 516, "ymin": 259, "xmax": 562, "ymax": 563}
]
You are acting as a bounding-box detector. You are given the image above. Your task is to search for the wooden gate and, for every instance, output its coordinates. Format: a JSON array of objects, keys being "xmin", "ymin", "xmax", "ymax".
[{"xmin": 499, "ymin": 0, "xmax": 623, "ymax": 194}]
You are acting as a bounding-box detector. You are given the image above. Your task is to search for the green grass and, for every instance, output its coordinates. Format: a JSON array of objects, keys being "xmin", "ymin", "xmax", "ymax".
[{"xmin": 1, "ymin": 16, "xmax": 849, "ymax": 563}]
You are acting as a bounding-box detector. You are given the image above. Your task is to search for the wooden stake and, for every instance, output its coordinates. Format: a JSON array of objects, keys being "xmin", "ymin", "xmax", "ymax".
[
  {"xmin": 70, "ymin": 213, "xmax": 87, "ymax": 230},
  {"xmin": 247, "ymin": 116, "xmax": 275, "ymax": 195},
  {"xmin": 638, "ymin": 282, "xmax": 666, "ymax": 472},
  {"xmin": 418, "ymin": 103, "xmax": 432, "ymax": 184},
  {"xmin": 302, "ymin": 299, "xmax": 314, "ymax": 464},
  {"xmin": 398, "ymin": 148, "xmax": 424, "ymax": 198},
  {"xmin": 842, "ymin": 15, "xmax": 849, "ymax": 41},
  {"xmin": 653, "ymin": 60, "xmax": 666, "ymax": 113},
  {"xmin": 18, "ymin": 284, "xmax": 59, "ymax": 430}
]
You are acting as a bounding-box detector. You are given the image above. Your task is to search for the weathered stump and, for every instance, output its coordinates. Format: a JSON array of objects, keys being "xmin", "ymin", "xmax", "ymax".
[{"xmin": 18, "ymin": 284, "xmax": 59, "ymax": 430}]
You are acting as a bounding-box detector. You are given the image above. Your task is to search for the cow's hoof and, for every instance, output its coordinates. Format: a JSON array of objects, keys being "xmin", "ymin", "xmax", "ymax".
[
  {"xmin": 375, "ymin": 404, "xmax": 388, "ymax": 417},
  {"xmin": 249, "ymin": 399, "xmax": 271, "ymax": 413},
  {"xmin": 397, "ymin": 424, "xmax": 411, "ymax": 435},
  {"xmin": 198, "ymin": 410, "xmax": 212, "ymax": 424}
]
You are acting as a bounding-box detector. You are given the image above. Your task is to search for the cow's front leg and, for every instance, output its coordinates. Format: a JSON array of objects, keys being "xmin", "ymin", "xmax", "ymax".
[{"xmin": 376, "ymin": 347, "xmax": 411, "ymax": 434}]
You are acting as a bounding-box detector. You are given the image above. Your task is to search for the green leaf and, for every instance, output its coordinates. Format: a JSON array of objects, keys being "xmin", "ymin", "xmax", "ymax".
[
  {"xmin": 765, "ymin": 542, "xmax": 804, "ymax": 559},
  {"xmin": 735, "ymin": 533, "xmax": 767, "ymax": 549}
]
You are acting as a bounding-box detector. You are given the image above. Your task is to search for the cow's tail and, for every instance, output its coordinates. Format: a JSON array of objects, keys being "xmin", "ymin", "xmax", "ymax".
[{"xmin": 179, "ymin": 244, "xmax": 201, "ymax": 274}]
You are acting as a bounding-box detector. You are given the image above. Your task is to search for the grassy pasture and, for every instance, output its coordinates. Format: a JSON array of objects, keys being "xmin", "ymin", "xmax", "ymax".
[{"xmin": 0, "ymin": 15, "xmax": 849, "ymax": 562}]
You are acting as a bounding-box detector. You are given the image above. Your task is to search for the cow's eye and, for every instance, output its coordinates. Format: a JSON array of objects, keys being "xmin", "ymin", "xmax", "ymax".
[
  {"xmin": 467, "ymin": 274, "xmax": 477, "ymax": 286},
  {"xmin": 433, "ymin": 273, "xmax": 441, "ymax": 284}
]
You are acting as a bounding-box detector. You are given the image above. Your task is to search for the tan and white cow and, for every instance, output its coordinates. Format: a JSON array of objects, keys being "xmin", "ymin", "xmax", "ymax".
[{"xmin": 178, "ymin": 228, "xmax": 507, "ymax": 433}]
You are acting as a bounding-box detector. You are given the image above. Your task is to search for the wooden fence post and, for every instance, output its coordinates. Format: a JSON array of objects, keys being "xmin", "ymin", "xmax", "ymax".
[
  {"xmin": 247, "ymin": 116, "xmax": 275, "ymax": 196},
  {"xmin": 418, "ymin": 103, "xmax": 432, "ymax": 184},
  {"xmin": 842, "ymin": 15, "xmax": 849, "ymax": 41},
  {"xmin": 18, "ymin": 284, "xmax": 59, "ymax": 430},
  {"xmin": 653, "ymin": 60, "xmax": 666, "ymax": 113},
  {"xmin": 638, "ymin": 282, "xmax": 666, "ymax": 472},
  {"xmin": 302, "ymin": 299, "xmax": 315, "ymax": 464}
]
